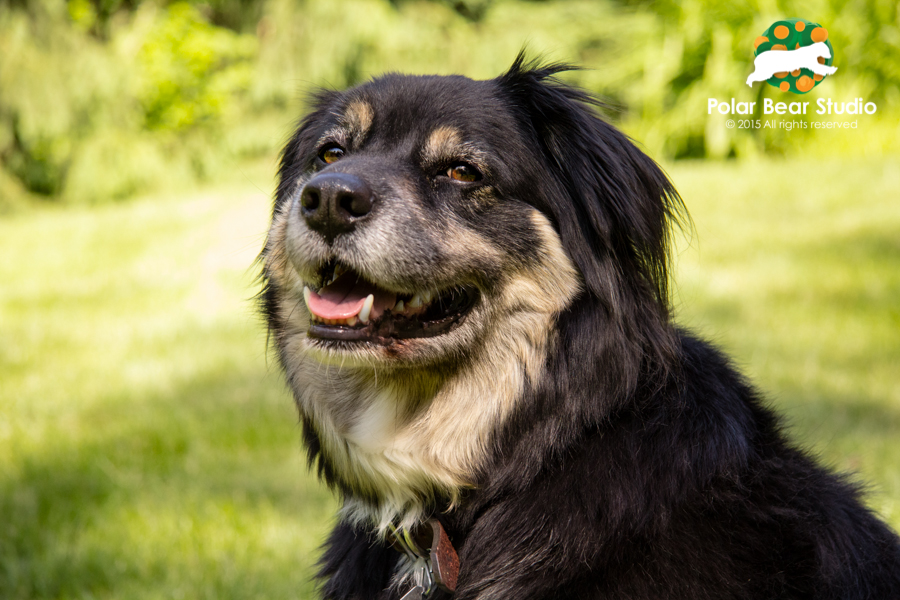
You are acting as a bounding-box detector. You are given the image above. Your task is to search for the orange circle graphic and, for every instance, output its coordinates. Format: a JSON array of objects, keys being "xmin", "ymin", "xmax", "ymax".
[
  {"xmin": 796, "ymin": 76, "xmax": 814, "ymax": 92},
  {"xmin": 811, "ymin": 27, "xmax": 828, "ymax": 42}
]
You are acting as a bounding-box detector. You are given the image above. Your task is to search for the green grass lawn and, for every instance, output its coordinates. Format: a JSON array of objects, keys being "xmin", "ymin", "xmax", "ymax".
[
  {"xmin": 1, "ymin": 157, "xmax": 898, "ymax": 598},
  {"xmin": 670, "ymin": 158, "xmax": 900, "ymax": 526}
]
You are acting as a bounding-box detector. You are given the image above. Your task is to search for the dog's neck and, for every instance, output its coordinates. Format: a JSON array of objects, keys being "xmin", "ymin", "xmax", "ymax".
[
  {"xmin": 296, "ymin": 333, "xmax": 548, "ymax": 535},
  {"xmin": 294, "ymin": 296, "xmax": 571, "ymax": 535}
]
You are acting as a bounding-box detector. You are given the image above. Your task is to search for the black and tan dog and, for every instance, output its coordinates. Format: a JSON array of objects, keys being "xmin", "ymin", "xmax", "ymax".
[{"xmin": 260, "ymin": 56, "xmax": 900, "ymax": 599}]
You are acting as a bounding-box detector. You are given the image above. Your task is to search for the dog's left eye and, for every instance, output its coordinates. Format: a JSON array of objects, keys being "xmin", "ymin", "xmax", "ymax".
[
  {"xmin": 447, "ymin": 163, "xmax": 481, "ymax": 183},
  {"xmin": 319, "ymin": 145, "xmax": 345, "ymax": 164}
]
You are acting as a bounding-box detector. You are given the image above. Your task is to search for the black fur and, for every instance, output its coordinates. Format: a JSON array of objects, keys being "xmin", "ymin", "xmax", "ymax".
[{"xmin": 263, "ymin": 55, "xmax": 900, "ymax": 599}]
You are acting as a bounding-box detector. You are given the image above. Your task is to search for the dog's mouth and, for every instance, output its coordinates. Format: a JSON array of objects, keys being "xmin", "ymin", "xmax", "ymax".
[{"xmin": 302, "ymin": 262, "xmax": 478, "ymax": 344}]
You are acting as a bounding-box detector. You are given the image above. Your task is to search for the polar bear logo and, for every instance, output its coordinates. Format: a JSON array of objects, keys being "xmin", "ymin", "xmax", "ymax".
[
  {"xmin": 749, "ymin": 20, "xmax": 836, "ymax": 93},
  {"xmin": 746, "ymin": 42, "xmax": 837, "ymax": 87}
]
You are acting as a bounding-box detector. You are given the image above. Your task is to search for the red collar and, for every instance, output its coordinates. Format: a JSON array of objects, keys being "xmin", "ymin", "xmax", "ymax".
[{"xmin": 389, "ymin": 518, "xmax": 459, "ymax": 596}]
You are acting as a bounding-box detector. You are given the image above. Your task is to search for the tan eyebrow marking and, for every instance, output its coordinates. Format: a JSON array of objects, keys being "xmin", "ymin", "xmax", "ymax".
[
  {"xmin": 341, "ymin": 100, "xmax": 374, "ymax": 144},
  {"xmin": 422, "ymin": 126, "xmax": 463, "ymax": 164}
]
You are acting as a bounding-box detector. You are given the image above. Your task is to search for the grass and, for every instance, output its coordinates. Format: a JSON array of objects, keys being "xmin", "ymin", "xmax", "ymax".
[
  {"xmin": 670, "ymin": 157, "xmax": 900, "ymax": 524},
  {"xmin": 1, "ymin": 156, "xmax": 898, "ymax": 598},
  {"xmin": 0, "ymin": 159, "xmax": 336, "ymax": 599}
]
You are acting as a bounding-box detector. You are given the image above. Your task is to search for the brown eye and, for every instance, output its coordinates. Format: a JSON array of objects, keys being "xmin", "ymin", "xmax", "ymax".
[
  {"xmin": 319, "ymin": 145, "xmax": 345, "ymax": 164},
  {"xmin": 448, "ymin": 163, "xmax": 481, "ymax": 182}
]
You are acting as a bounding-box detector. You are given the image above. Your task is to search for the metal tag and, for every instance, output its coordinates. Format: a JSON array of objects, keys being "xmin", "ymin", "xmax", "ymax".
[{"xmin": 399, "ymin": 585, "xmax": 425, "ymax": 600}]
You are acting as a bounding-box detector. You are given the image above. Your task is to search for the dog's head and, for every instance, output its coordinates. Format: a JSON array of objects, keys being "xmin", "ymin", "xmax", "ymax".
[
  {"xmin": 261, "ymin": 55, "xmax": 682, "ymax": 521},
  {"xmin": 263, "ymin": 55, "xmax": 679, "ymax": 371}
]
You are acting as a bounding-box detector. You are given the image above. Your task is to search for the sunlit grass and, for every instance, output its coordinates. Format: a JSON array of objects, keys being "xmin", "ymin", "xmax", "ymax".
[
  {"xmin": 0, "ymin": 157, "xmax": 898, "ymax": 598},
  {"xmin": 0, "ymin": 159, "xmax": 336, "ymax": 599},
  {"xmin": 670, "ymin": 157, "xmax": 900, "ymax": 525}
]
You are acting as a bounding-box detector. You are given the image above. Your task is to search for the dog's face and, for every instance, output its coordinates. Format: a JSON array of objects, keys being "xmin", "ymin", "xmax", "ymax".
[
  {"xmin": 265, "ymin": 73, "xmax": 580, "ymax": 371},
  {"xmin": 262, "ymin": 57, "xmax": 680, "ymax": 528}
]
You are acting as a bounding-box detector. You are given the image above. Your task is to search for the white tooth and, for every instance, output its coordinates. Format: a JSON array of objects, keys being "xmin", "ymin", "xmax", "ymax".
[
  {"xmin": 358, "ymin": 294, "xmax": 374, "ymax": 323},
  {"xmin": 422, "ymin": 290, "xmax": 433, "ymax": 304},
  {"xmin": 394, "ymin": 300, "xmax": 405, "ymax": 312},
  {"xmin": 346, "ymin": 316, "xmax": 358, "ymax": 326},
  {"xmin": 303, "ymin": 286, "xmax": 312, "ymax": 310},
  {"xmin": 408, "ymin": 293, "xmax": 422, "ymax": 308}
]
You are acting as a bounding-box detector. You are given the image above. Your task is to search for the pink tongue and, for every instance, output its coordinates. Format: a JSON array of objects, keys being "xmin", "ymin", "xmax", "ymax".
[{"xmin": 307, "ymin": 272, "xmax": 397, "ymax": 321}]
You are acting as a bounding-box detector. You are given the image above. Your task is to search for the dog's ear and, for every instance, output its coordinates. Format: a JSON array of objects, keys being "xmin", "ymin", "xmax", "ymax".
[{"xmin": 497, "ymin": 54, "xmax": 684, "ymax": 326}]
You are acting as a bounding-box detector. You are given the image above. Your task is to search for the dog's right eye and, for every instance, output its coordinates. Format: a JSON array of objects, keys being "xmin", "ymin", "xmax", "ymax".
[
  {"xmin": 447, "ymin": 163, "xmax": 482, "ymax": 183},
  {"xmin": 319, "ymin": 145, "xmax": 345, "ymax": 164}
]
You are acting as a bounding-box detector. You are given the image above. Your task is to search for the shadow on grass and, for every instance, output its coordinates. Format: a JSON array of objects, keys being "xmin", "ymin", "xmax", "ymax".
[
  {"xmin": 0, "ymin": 364, "xmax": 336, "ymax": 600},
  {"xmin": 776, "ymin": 388, "xmax": 900, "ymax": 473}
]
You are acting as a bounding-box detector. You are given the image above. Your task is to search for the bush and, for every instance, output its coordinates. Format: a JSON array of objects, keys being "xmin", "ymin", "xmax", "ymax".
[
  {"xmin": 137, "ymin": 2, "xmax": 256, "ymax": 131},
  {"xmin": 0, "ymin": 0, "xmax": 256, "ymax": 206},
  {"xmin": 1, "ymin": 0, "xmax": 898, "ymax": 208}
]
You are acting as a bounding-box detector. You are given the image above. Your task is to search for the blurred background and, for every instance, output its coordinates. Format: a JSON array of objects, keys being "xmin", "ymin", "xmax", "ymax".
[{"xmin": 1, "ymin": 0, "xmax": 898, "ymax": 597}]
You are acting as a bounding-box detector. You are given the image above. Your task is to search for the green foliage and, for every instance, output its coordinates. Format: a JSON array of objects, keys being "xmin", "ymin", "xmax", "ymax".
[
  {"xmin": 616, "ymin": 0, "xmax": 900, "ymax": 158},
  {"xmin": 137, "ymin": 2, "xmax": 256, "ymax": 131},
  {"xmin": 0, "ymin": 0, "xmax": 256, "ymax": 206},
  {"xmin": 250, "ymin": 0, "xmax": 900, "ymax": 160},
  {"xmin": 1, "ymin": 0, "xmax": 899, "ymax": 208}
]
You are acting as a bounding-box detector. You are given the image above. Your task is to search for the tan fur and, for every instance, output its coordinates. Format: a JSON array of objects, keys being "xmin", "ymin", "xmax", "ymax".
[
  {"xmin": 312, "ymin": 100, "xmax": 373, "ymax": 154},
  {"xmin": 269, "ymin": 207, "xmax": 581, "ymax": 536},
  {"xmin": 440, "ymin": 215, "xmax": 504, "ymax": 274},
  {"xmin": 422, "ymin": 126, "xmax": 462, "ymax": 165},
  {"xmin": 341, "ymin": 100, "xmax": 374, "ymax": 144},
  {"xmin": 264, "ymin": 204, "xmax": 291, "ymax": 286}
]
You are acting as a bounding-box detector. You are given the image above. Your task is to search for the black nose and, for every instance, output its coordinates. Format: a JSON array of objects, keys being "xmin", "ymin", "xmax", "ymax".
[{"xmin": 298, "ymin": 173, "xmax": 374, "ymax": 242}]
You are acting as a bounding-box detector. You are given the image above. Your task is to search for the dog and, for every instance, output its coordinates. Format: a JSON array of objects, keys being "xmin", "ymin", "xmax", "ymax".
[
  {"xmin": 746, "ymin": 41, "xmax": 837, "ymax": 86},
  {"xmin": 260, "ymin": 55, "xmax": 900, "ymax": 599}
]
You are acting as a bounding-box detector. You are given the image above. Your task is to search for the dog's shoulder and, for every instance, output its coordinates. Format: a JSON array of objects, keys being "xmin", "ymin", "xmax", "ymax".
[{"xmin": 447, "ymin": 331, "xmax": 900, "ymax": 598}]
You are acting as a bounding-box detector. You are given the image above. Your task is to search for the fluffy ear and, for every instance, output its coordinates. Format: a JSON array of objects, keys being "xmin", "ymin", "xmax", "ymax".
[{"xmin": 497, "ymin": 54, "xmax": 684, "ymax": 328}]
